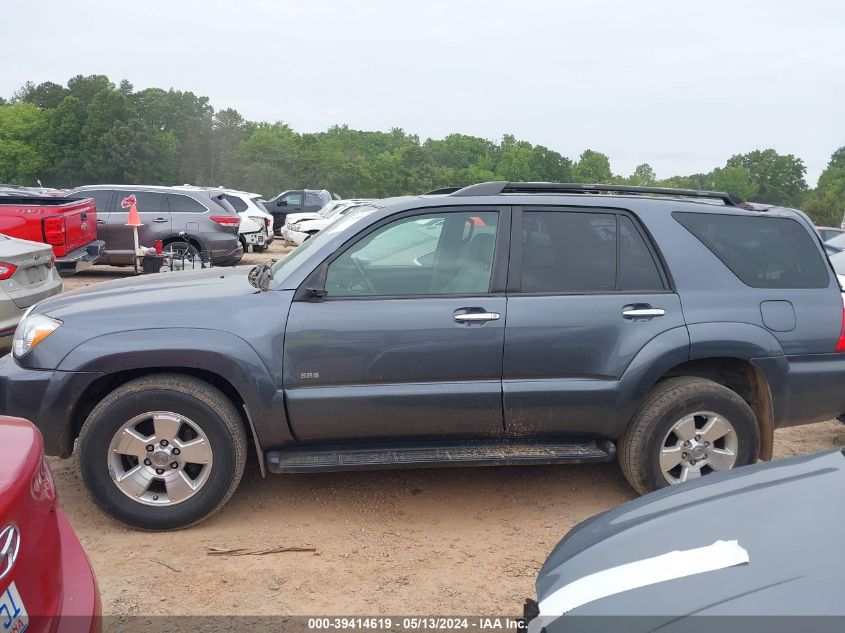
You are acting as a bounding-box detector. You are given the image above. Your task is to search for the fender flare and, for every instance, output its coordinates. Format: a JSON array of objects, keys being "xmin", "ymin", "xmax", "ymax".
[{"xmin": 58, "ymin": 328, "xmax": 292, "ymax": 471}]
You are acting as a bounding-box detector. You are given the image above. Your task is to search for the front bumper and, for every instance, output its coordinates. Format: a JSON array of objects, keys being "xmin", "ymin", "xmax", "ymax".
[
  {"xmin": 281, "ymin": 227, "xmax": 307, "ymax": 246},
  {"xmin": 0, "ymin": 354, "xmax": 102, "ymax": 457},
  {"xmin": 56, "ymin": 241, "xmax": 104, "ymax": 275}
]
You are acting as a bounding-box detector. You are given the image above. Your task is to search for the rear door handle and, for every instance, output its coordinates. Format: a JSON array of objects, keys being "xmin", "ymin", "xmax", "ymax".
[
  {"xmin": 454, "ymin": 312, "xmax": 501, "ymax": 323},
  {"xmin": 152, "ymin": 217, "xmax": 169, "ymax": 223},
  {"xmin": 622, "ymin": 307, "xmax": 666, "ymax": 318},
  {"xmin": 97, "ymin": 219, "xmax": 106, "ymax": 224}
]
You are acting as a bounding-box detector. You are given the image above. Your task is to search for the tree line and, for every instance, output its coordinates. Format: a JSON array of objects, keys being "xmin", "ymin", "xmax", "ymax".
[{"xmin": 1, "ymin": 74, "xmax": 843, "ymax": 226}]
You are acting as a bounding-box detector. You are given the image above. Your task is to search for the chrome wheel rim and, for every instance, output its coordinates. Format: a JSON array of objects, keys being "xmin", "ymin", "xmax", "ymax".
[
  {"xmin": 660, "ymin": 411, "xmax": 738, "ymax": 485},
  {"xmin": 108, "ymin": 411, "xmax": 213, "ymax": 506}
]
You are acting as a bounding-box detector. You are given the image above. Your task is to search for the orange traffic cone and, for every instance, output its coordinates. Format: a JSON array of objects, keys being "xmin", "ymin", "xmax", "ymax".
[{"xmin": 126, "ymin": 201, "xmax": 143, "ymax": 227}]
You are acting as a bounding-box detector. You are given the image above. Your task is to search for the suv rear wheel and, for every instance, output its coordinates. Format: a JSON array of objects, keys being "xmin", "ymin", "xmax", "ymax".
[
  {"xmin": 77, "ymin": 374, "xmax": 247, "ymax": 530},
  {"xmin": 619, "ymin": 377, "xmax": 760, "ymax": 495}
]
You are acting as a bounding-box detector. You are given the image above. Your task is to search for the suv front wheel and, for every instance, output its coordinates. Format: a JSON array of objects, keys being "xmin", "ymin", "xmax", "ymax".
[
  {"xmin": 77, "ymin": 374, "xmax": 247, "ymax": 530},
  {"xmin": 619, "ymin": 377, "xmax": 760, "ymax": 495}
]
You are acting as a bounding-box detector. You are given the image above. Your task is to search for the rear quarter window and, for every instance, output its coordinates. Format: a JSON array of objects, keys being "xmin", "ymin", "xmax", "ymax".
[
  {"xmin": 167, "ymin": 194, "xmax": 208, "ymax": 214},
  {"xmin": 674, "ymin": 212, "xmax": 830, "ymax": 289},
  {"xmin": 223, "ymin": 194, "xmax": 248, "ymax": 213}
]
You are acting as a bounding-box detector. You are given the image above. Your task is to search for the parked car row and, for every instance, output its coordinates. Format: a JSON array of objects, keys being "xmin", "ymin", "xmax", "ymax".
[
  {"xmin": 262, "ymin": 188, "xmax": 339, "ymax": 234},
  {"xmin": 280, "ymin": 198, "xmax": 373, "ymax": 245}
]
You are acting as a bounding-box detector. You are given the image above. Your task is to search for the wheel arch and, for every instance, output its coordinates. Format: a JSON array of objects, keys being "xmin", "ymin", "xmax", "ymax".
[
  {"xmin": 70, "ymin": 366, "xmax": 268, "ymax": 476},
  {"xmin": 58, "ymin": 328, "xmax": 292, "ymax": 473},
  {"xmin": 163, "ymin": 234, "xmax": 203, "ymax": 253},
  {"xmin": 651, "ymin": 357, "xmax": 775, "ymax": 461}
]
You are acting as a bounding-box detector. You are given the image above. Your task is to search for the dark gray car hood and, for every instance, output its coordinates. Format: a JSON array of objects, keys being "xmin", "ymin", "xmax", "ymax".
[
  {"xmin": 38, "ymin": 266, "xmax": 258, "ymax": 321},
  {"xmin": 535, "ymin": 449, "xmax": 845, "ymax": 626}
]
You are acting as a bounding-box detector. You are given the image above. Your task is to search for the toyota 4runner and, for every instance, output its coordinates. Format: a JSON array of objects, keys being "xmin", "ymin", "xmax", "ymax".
[{"xmin": 3, "ymin": 181, "xmax": 845, "ymax": 530}]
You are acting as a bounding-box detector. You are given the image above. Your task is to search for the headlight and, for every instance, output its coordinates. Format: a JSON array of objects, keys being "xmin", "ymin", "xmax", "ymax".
[
  {"xmin": 291, "ymin": 223, "xmax": 301, "ymax": 231},
  {"xmin": 12, "ymin": 314, "xmax": 62, "ymax": 358}
]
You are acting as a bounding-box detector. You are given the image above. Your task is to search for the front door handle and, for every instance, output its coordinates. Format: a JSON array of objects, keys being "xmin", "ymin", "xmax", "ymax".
[
  {"xmin": 622, "ymin": 307, "xmax": 666, "ymax": 318},
  {"xmin": 97, "ymin": 219, "xmax": 106, "ymax": 224},
  {"xmin": 152, "ymin": 217, "xmax": 169, "ymax": 223},
  {"xmin": 454, "ymin": 312, "xmax": 501, "ymax": 323}
]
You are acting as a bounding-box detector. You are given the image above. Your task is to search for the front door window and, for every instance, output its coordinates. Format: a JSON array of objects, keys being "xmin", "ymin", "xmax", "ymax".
[{"xmin": 325, "ymin": 211, "xmax": 499, "ymax": 297}]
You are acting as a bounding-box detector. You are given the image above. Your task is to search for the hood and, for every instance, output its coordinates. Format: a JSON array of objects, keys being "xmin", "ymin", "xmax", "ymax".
[
  {"xmin": 285, "ymin": 212, "xmax": 323, "ymax": 225},
  {"xmin": 38, "ymin": 266, "xmax": 258, "ymax": 322},
  {"xmin": 535, "ymin": 450, "xmax": 845, "ymax": 622}
]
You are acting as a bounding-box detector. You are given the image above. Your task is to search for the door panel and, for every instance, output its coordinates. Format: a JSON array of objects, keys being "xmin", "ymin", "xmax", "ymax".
[
  {"xmin": 285, "ymin": 297, "xmax": 507, "ymax": 441},
  {"xmin": 283, "ymin": 206, "xmax": 510, "ymax": 443},
  {"xmin": 503, "ymin": 293, "xmax": 684, "ymax": 436},
  {"xmin": 108, "ymin": 191, "xmax": 170, "ymax": 264},
  {"xmin": 503, "ymin": 206, "xmax": 685, "ymax": 438}
]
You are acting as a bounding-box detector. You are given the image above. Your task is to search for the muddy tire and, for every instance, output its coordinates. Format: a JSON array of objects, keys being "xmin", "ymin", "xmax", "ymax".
[
  {"xmin": 619, "ymin": 377, "xmax": 759, "ymax": 495},
  {"xmin": 77, "ymin": 374, "xmax": 247, "ymax": 531}
]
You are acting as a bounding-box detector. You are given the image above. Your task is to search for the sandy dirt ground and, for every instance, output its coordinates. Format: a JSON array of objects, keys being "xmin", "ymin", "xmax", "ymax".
[{"xmin": 51, "ymin": 240, "xmax": 845, "ymax": 617}]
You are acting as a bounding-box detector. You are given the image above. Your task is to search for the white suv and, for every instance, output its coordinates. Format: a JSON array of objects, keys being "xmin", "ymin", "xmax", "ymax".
[{"xmin": 221, "ymin": 190, "xmax": 274, "ymax": 252}]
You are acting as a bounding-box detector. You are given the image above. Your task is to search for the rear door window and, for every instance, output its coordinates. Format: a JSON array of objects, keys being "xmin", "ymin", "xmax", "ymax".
[
  {"xmin": 167, "ymin": 194, "xmax": 208, "ymax": 214},
  {"xmin": 618, "ymin": 216, "xmax": 665, "ymax": 291},
  {"xmin": 223, "ymin": 194, "xmax": 248, "ymax": 213},
  {"xmin": 114, "ymin": 190, "xmax": 166, "ymax": 214},
  {"xmin": 674, "ymin": 212, "xmax": 830, "ymax": 289},
  {"xmin": 81, "ymin": 189, "xmax": 115, "ymax": 213},
  {"xmin": 520, "ymin": 211, "xmax": 617, "ymax": 293},
  {"xmin": 519, "ymin": 210, "xmax": 667, "ymax": 293}
]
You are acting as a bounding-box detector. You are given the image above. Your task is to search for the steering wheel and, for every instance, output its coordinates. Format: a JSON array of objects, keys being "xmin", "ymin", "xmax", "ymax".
[{"xmin": 350, "ymin": 256, "xmax": 377, "ymax": 293}]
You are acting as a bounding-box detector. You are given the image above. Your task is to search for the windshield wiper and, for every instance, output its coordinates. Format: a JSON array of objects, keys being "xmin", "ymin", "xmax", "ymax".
[{"xmin": 249, "ymin": 260, "xmax": 276, "ymax": 291}]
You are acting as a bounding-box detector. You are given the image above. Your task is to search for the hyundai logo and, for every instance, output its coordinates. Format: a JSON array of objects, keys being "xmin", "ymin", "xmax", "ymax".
[{"xmin": 0, "ymin": 524, "xmax": 20, "ymax": 582}]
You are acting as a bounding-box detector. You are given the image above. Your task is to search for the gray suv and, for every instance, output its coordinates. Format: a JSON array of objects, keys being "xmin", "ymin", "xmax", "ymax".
[
  {"xmin": 4, "ymin": 181, "xmax": 845, "ymax": 530},
  {"xmin": 70, "ymin": 185, "xmax": 244, "ymax": 266}
]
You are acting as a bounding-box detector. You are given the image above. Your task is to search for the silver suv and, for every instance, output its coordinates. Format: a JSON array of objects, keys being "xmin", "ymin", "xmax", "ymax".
[{"xmin": 70, "ymin": 185, "xmax": 244, "ymax": 266}]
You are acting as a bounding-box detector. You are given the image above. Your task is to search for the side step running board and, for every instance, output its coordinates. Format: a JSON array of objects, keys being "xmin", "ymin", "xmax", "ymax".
[{"xmin": 266, "ymin": 438, "xmax": 615, "ymax": 474}]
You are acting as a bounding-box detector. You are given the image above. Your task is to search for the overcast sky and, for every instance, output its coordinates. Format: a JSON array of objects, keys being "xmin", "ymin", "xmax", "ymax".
[{"xmin": 3, "ymin": 0, "xmax": 843, "ymax": 184}]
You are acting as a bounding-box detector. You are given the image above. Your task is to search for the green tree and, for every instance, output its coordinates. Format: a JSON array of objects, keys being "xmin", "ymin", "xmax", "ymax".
[
  {"xmin": 573, "ymin": 149, "xmax": 613, "ymax": 183},
  {"xmin": 726, "ymin": 149, "xmax": 807, "ymax": 206},
  {"xmin": 66, "ymin": 75, "xmax": 114, "ymax": 104},
  {"xmin": 708, "ymin": 165, "xmax": 759, "ymax": 200},
  {"xmin": 803, "ymin": 147, "xmax": 845, "ymax": 226},
  {"xmin": 0, "ymin": 103, "xmax": 49, "ymax": 184},
  {"xmin": 236, "ymin": 122, "xmax": 299, "ymax": 196},
  {"xmin": 21, "ymin": 81, "xmax": 69, "ymax": 109},
  {"xmin": 628, "ymin": 163, "xmax": 656, "ymax": 186}
]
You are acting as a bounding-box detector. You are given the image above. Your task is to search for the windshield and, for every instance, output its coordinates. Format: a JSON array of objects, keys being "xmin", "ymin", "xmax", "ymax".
[
  {"xmin": 270, "ymin": 205, "xmax": 379, "ymax": 285},
  {"xmin": 324, "ymin": 202, "xmax": 353, "ymax": 218}
]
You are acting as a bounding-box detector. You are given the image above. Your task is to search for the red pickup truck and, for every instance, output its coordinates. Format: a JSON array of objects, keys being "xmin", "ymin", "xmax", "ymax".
[{"xmin": 0, "ymin": 194, "xmax": 104, "ymax": 274}]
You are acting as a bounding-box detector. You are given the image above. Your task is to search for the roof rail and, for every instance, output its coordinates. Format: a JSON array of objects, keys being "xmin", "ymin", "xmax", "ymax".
[
  {"xmin": 451, "ymin": 181, "xmax": 742, "ymax": 206},
  {"xmin": 423, "ymin": 186, "xmax": 462, "ymax": 195}
]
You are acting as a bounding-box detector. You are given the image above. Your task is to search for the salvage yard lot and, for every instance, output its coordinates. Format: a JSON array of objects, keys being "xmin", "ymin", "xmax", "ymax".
[{"xmin": 53, "ymin": 241, "xmax": 845, "ymax": 616}]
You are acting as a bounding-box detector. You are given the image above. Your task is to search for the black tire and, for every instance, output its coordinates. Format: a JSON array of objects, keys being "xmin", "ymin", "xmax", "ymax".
[
  {"xmin": 164, "ymin": 240, "xmax": 200, "ymax": 262},
  {"xmin": 77, "ymin": 374, "xmax": 247, "ymax": 530},
  {"xmin": 253, "ymin": 243, "xmax": 267, "ymax": 253},
  {"xmin": 618, "ymin": 377, "xmax": 760, "ymax": 495}
]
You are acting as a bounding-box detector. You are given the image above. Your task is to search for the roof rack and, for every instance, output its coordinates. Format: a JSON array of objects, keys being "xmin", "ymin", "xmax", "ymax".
[
  {"xmin": 451, "ymin": 181, "xmax": 742, "ymax": 206},
  {"xmin": 423, "ymin": 186, "xmax": 462, "ymax": 195}
]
